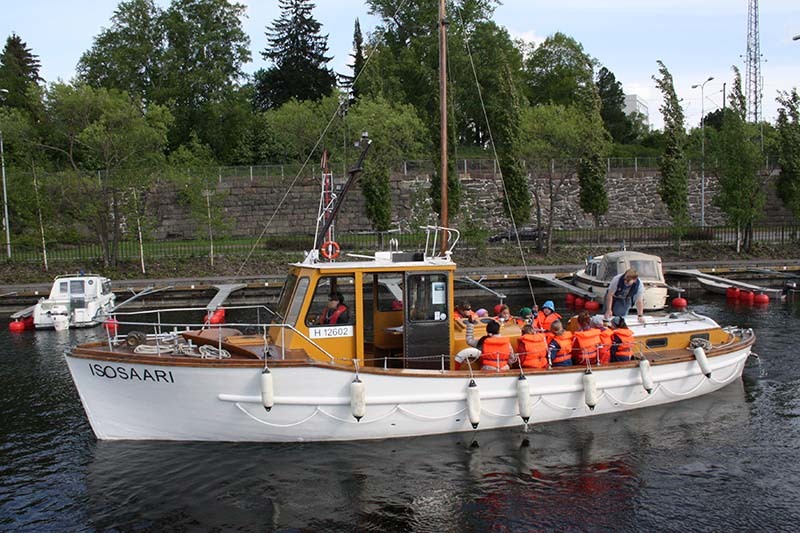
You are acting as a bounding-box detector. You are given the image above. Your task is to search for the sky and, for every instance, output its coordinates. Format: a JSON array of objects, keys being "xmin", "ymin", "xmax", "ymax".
[{"xmin": 1, "ymin": 0, "xmax": 798, "ymax": 130}]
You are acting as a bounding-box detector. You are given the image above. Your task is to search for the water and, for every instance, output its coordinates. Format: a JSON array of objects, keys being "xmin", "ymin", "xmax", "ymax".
[{"xmin": 2, "ymin": 295, "xmax": 800, "ymax": 531}]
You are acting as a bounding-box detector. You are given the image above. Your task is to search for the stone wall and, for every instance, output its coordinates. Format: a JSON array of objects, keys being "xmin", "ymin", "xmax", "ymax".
[{"xmin": 148, "ymin": 164, "xmax": 792, "ymax": 240}]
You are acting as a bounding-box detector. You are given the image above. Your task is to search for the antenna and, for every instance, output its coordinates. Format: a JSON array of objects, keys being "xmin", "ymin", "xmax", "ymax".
[{"xmin": 745, "ymin": 0, "xmax": 762, "ymax": 123}]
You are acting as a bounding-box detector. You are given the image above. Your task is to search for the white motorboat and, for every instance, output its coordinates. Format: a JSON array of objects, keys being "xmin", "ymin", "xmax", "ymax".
[
  {"xmin": 571, "ymin": 251, "xmax": 670, "ymax": 311},
  {"xmin": 32, "ymin": 274, "xmax": 115, "ymax": 330}
]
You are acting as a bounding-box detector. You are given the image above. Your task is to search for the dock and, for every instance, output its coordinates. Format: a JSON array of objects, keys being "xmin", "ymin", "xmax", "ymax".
[
  {"xmin": 526, "ymin": 273, "xmax": 599, "ymax": 300},
  {"xmin": 666, "ymin": 269, "xmax": 784, "ymax": 299}
]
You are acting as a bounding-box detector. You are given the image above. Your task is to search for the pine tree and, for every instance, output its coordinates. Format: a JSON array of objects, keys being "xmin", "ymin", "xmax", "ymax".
[
  {"xmin": 339, "ymin": 18, "xmax": 365, "ymax": 101},
  {"xmin": 596, "ymin": 66, "xmax": 631, "ymax": 143},
  {"xmin": 0, "ymin": 33, "xmax": 43, "ymax": 110},
  {"xmin": 253, "ymin": 0, "xmax": 336, "ymax": 110},
  {"xmin": 653, "ymin": 60, "xmax": 689, "ymax": 248}
]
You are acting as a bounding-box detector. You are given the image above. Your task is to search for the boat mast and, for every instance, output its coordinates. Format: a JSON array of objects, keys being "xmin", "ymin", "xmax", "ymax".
[{"xmin": 438, "ymin": 0, "xmax": 448, "ymax": 253}]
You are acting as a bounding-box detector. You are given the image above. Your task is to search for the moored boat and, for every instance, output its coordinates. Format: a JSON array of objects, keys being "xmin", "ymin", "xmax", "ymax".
[
  {"xmin": 571, "ymin": 251, "xmax": 671, "ymax": 311},
  {"xmin": 32, "ymin": 273, "xmax": 115, "ymax": 330}
]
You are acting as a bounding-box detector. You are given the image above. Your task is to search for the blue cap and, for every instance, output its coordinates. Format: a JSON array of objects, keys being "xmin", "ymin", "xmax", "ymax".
[{"xmin": 542, "ymin": 300, "xmax": 555, "ymax": 311}]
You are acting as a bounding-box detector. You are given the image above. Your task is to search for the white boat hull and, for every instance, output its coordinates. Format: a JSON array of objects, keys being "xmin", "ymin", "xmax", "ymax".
[{"xmin": 65, "ymin": 346, "xmax": 750, "ymax": 442}]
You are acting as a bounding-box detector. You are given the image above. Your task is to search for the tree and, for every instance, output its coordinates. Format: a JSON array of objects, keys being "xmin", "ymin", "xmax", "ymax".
[
  {"xmin": 522, "ymin": 32, "xmax": 596, "ymax": 112},
  {"xmin": 0, "ymin": 33, "xmax": 43, "ymax": 113},
  {"xmin": 161, "ymin": 0, "xmax": 251, "ymax": 150},
  {"xmin": 520, "ymin": 104, "xmax": 608, "ymax": 252},
  {"xmin": 578, "ymin": 153, "xmax": 608, "ymax": 230},
  {"xmin": 77, "ymin": 0, "xmax": 165, "ymax": 102},
  {"xmin": 253, "ymin": 0, "xmax": 336, "ymax": 111},
  {"xmin": 37, "ymin": 84, "xmax": 171, "ymax": 266},
  {"xmin": 776, "ymin": 89, "xmax": 800, "ymax": 220},
  {"xmin": 653, "ymin": 60, "xmax": 689, "ymax": 248},
  {"xmin": 596, "ymin": 66, "xmax": 631, "ymax": 143},
  {"xmin": 712, "ymin": 66, "xmax": 765, "ymax": 252},
  {"xmin": 340, "ymin": 18, "xmax": 366, "ymax": 101}
]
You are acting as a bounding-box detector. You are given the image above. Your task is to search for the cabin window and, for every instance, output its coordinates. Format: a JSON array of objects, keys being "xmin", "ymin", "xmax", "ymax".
[
  {"xmin": 70, "ymin": 280, "xmax": 85, "ymax": 295},
  {"xmin": 285, "ymin": 277, "xmax": 309, "ymax": 326},
  {"xmin": 630, "ymin": 260, "xmax": 661, "ymax": 280},
  {"xmin": 645, "ymin": 337, "xmax": 668, "ymax": 349},
  {"xmin": 306, "ymin": 276, "xmax": 355, "ymax": 326},
  {"xmin": 406, "ymin": 273, "xmax": 448, "ymax": 322},
  {"xmin": 374, "ymin": 275, "xmax": 403, "ymax": 312},
  {"xmin": 59, "ymin": 282, "xmax": 68, "ymax": 294},
  {"xmin": 102, "ymin": 281, "xmax": 112, "ymax": 295}
]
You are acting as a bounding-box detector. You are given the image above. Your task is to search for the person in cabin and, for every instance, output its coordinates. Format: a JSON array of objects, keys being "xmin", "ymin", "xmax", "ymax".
[
  {"xmin": 319, "ymin": 292, "xmax": 350, "ymax": 325},
  {"xmin": 604, "ymin": 268, "xmax": 645, "ymax": 323},
  {"xmin": 516, "ymin": 324, "xmax": 549, "ymax": 369},
  {"xmin": 572, "ymin": 311, "xmax": 602, "ymax": 366},
  {"xmin": 515, "ymin": 307, "xmax": 534, "ymax": 326},
  {"xmin": 533, "ymin": 300, "xmax": 561, "ymax": 332},
  {"xmin": 462, "ymin": 319, "xmax": 517, "ymax": 371},
  {"xmin": 454, "ymin": 301, "xmax": 477, "ymax": 323},
  {"xmin": 495, "ymin": 304, "xmax": 512, "ymax": 324},
  {"xmin": 547, "ymin": 320, "xmax": 573, "ymax": 367},
  {"xmin": 609, "ymin": 316, "xmax": 635, "ymax": 362}
]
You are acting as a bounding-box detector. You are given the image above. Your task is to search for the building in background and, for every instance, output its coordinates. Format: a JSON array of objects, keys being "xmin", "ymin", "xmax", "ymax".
[{"xmin": 624, "ymin": 94, "xmax": 649, "ymax": 128}]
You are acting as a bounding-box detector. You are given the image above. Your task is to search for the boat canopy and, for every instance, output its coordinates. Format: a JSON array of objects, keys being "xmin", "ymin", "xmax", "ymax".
[{"xmin": 596, "ymin": 251, "xmax": 665, "ymax": 283}]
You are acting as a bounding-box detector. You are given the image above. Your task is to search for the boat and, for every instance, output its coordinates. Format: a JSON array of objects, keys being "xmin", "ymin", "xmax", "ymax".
[
  {"xmin": 571, "ymin": 251, "xmax": 672, "ymax": 311},
  {"xmin": 669, "ymin": 268, "xmax": 785, "ymax": 300},
  {"xmin": 30, "ymin": 273, "xmax": 115, "ymax": 330},
  {"xmin": 64, "ymin": 1, "xmax": 755, "ymax": 442}
]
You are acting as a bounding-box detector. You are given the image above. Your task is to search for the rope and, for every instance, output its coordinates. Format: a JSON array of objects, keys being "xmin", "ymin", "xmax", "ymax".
[
  {"xmin": 235, "ymin": 403, "xmax": 320, "ymax": 428},
  {"xmin": 397, "ymin": 405, "xmax": 466, "ymax": 421},
  {"xmin": 198, "ymin": 344, "xmax": 231, "ymax": 359},
  {"xmin": 689, "ymin": 338, "xmax": 713, "ymax": 350},
  {"xmin": 133, "ymin": 344, "xmax": 175, "ymax": 355}
]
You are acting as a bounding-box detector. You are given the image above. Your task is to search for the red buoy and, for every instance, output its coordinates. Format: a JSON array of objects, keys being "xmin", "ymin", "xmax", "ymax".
[
  {"xmin": 739, "ymin": 290, "xmax": 754, "ymax": 303},
  {"xmin": 565, "ymin": 293, "xmax": 575, "ymax": 305},
  {"xmin": 584, "ymin": 300, "xmax": 600, "ymax": 312},
  {"xmin": 205, "ymin": 307, "xmax": 226, "ymax": 325},
  {"xmin": 9, "ymin": 320, "xmax": 26, "ymax": 332},
  {"xmin": 574, "ymin": 297, "xmax": 585, "ymax": 308},
  {"xmin": 104, "ymin": 317, "xmax": 119, "ymax": 335},
  {"xmin": 22, "ymin": 316, "xmax": 34, "ymax": 330},
  {"xmin": 753, "ymin": 293, "xmax": 770, "ymax": 305},
  {"xmin": 726, "ymin": 287, "xmax": 740, "ymax": 300},
  {"xmin": 671, "ymin": 297, "xmax": 688, "ymax": 309}
]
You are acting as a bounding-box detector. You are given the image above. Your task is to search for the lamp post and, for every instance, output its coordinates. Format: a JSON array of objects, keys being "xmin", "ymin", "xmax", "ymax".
[{"xmin": 691, "ymin": 76, "xmax": 714, "ymax": 227}]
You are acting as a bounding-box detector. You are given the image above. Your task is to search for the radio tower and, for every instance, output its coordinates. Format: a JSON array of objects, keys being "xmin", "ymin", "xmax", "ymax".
[{"xmin": 745, "ymin": 0, "xmax": 762, "ymax": 123}]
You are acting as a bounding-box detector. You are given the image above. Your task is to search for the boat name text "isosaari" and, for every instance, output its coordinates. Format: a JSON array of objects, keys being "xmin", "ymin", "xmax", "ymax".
[{"xmin": 88, "ymin": 363, "xmax": 175, "ymax": 383}]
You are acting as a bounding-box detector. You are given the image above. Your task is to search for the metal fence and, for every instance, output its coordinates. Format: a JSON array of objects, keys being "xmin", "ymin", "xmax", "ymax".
[{"xmin": 3, "ymin": 223, "xmax": 798, "ymax": 265}]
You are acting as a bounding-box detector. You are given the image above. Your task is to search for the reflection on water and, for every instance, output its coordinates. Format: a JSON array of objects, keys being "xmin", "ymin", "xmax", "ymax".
[{"xmin": 2, "ymin": 296, "xmax": 800, "ymax": 531}]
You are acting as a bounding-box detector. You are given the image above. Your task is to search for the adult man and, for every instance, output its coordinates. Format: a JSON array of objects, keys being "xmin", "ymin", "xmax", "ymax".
[
  {"xmin": 319, "ymin": 292, "xmax": 350, "ymax": 325},
  {"xmin": 604, "ymin": 268, "xmax": 645, "ymax": 322}
]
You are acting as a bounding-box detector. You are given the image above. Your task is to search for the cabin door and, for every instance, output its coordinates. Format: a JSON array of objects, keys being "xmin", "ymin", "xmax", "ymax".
[{"xmin": 403, "ymin": 271, "xmax": 451, "ymax": 369}]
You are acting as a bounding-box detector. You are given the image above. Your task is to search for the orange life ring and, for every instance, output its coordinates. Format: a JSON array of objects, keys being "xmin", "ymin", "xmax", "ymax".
[{"xmin": 321, "ymin": 240, "xmax": 340, "ymax": 260}]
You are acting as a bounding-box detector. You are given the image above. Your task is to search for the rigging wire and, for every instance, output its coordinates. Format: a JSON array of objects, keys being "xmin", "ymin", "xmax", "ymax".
[
  {"xmin": 453, "ymin": 5, "xmax": 538, "ymax": 306},
  {"xmin": 235, "ymin": 0, "xmax": 413, "ymax": 276}
]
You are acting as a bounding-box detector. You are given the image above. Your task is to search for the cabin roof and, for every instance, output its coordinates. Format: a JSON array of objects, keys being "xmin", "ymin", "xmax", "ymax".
[{"xmin": 292, "ymin": 253, "xmax": 455, "ymax": 272}]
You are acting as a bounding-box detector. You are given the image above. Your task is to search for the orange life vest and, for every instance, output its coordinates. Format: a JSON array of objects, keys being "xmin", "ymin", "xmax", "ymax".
[
  {"xmin": 611, "ymin": 328, "xmax": 635, "ymax": 362},
  {"xmin": 481, "ymin": 335, "xmax": 512, "ymax": 370},
  {"xmin": 598, "ymin": 329, "xmax": 613, "ymax": 364},
  {"xmin": 572, "ymin": 328, "xmax": 602, "ymax": 366},
  {"xmin": 549, "ymin": 331, "xmax": 573, "ymax": 366},
  {"xmin": 516, "ymin": 333, "xmax": 549, "ymax": 369},
  {"xmin": 534, "ymin": 311, "xmax": 561, "ymax": 332}
]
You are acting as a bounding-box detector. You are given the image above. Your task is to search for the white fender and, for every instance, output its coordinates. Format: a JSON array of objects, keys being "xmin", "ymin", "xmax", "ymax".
[
  {"xmin": 350, "ymin": 377, "xmax": 366, "ymax": 421},
  {"xmin": 260, "ymin": 368, "xmax": 274, "ymax": 411},
  {"xmin": 455, "ymin": 347, "xmax": 481, "ymax": 368},
  {"xmin": 583, "ymin": 370, "xmax": 599, "ymax": 410},
  {"xmin": 466, "ymin": 379, "xmax": 481, "ymax": 428},
  {"xmin": 693, "ymin": 347, "xmax": 712, "ymax": 378},
  {"xmin": 639, "ymin": 359, "xmax": 654, "ymax": 394},
  {"xmin": 517, "ymin": 375, "xmax": 531, "ymax": 423}
]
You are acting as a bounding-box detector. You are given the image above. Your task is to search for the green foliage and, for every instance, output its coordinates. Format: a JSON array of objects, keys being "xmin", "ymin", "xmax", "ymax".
[
  {"xmin": 523, "ymin": 32, "xmax": 596, "ymax": 112},
  {"xmin": 653, "ymin": 60, "xmax": 689, "ymax": 245},
  {"xmin": 253, "ymin": 0, "xmax": 336, "ymax": 110},
  {"xmin": 596, "ymin": 67, "xmax": 631, "ymax": 143},
  {"xmin": 776, "ymin": 89, "xmax": 800, "ymax": 219},
  {"xmin": 0, "ymin": 33, "xmax": 42, "ymax": 114},
  {"xmin": 340, "ymin": 18, "xmax": 365, "ymax": 101},
  {"xmin": 578, "ymin": 153, "xmax": 608, "ymax": 225},
  {"xmin": 711, "ymin": 67, "xmax": 765, "ymax": 251}
]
